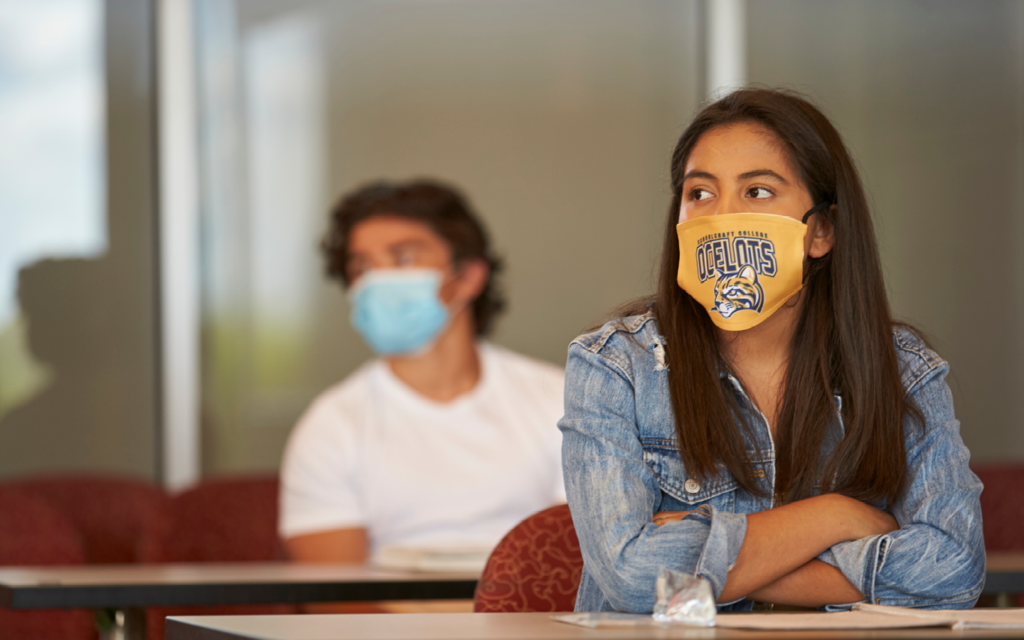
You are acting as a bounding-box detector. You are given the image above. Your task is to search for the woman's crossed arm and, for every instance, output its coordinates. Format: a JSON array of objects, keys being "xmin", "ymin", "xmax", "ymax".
[{"xmin": 656, "ymin": 493, "xmax": 897, "ymax": 605}]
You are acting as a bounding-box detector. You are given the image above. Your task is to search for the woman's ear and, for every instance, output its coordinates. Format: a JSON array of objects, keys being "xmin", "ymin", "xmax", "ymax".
[{"xmin": 808, "ymin": 205, "xmax": 836, "ymax": 258}]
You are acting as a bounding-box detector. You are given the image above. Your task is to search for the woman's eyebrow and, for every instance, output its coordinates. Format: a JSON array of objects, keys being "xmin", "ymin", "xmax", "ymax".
[
  {"xmin": 682, "ymin": 170, "xmax": 716, "ymax": 181},
  {"xmin": 738, "ymin": 169, "xmax": 788, "ymax": 183}
]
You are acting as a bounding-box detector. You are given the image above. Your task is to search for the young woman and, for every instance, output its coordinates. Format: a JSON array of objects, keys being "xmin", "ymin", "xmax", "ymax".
[{"xmin": 560, "ymin": 89, "xmax": 984, "ymax": 612}]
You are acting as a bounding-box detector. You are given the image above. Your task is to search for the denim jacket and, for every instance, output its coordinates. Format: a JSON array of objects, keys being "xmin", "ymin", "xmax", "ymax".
[{"xmin": 559, "ymin": 313, "xmax": 984, "ymax": 613}]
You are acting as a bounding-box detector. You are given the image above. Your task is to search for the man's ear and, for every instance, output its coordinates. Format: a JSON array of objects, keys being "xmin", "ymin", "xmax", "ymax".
[
  {"xmin": 453, "ymin": 259, "xmax": 489, "ymax": 303},
  {"xmin": 808, "ymin": 205, "xmax": 836, "ymax": 258}
]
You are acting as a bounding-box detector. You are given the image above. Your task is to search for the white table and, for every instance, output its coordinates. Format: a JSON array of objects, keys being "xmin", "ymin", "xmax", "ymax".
[
  {"xmin": 0, "ymin": 562, "xmax": 479, "ymax": 640},
  {"xmin": 165, "ymin": 611, "xmax": 1024, "ymax": 640},
  {"xmin": 5, "ymin": 553, "xmax": 1024, "ymax": 640}
]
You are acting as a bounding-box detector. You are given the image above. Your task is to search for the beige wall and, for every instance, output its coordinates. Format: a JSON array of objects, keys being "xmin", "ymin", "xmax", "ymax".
[{"xmin": 748, "ymin": 0, "xmax": 1024, "ymax": 461}]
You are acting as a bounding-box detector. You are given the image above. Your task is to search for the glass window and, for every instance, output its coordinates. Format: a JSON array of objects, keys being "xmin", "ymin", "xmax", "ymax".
[
  {"xmin": 0, "ymin": 0, "xmax": 106, "ymax": 419},
  {"xmin": 0, "ymin": 0, "xmax": 157, "ymax": 479}
]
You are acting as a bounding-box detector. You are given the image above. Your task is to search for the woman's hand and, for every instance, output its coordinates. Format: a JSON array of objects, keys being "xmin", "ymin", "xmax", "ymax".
[{"xmin": 653, "ymin": 510, "xmax": 690, "ymax": 526}]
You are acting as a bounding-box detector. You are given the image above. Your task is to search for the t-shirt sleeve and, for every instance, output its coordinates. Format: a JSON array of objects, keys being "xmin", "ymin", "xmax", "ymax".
[
  {"xmin": 551, "ymin": 455, "xmax": 568, "ymax": 504},
  {"xmin": 278, "ymin": 391, "xmax": 367, "ymax": 539},
  {"xmin": 542, "ymin": 362, "xmax": 568, "ymax": 504},
  {"xmin": 500, "ymin": 348, "xmax": 568, "ymax": 506}
]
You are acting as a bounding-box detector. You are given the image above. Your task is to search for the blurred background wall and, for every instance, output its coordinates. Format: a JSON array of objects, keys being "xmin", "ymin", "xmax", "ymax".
[
  {"xmin": 747, "ymin": 0, "xmax": 1024, "ymax": 466},
  {"xmin": 0, "ymin": 0, "xmax": 1021, "ymax": 483}
]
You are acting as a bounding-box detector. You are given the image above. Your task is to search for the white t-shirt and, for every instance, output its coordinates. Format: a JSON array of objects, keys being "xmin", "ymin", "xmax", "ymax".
[{"xmin": 279, "ymin": 343, "xmax": 566, "ymax": 558}]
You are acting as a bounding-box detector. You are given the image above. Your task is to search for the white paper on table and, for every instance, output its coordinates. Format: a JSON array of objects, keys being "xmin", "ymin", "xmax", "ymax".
[
  {"xmin": 715, "ymin": 611, "xmax": 948, "ymax": 631},
  {"xmin": 372, "ymin": 546, "xmax": 491, "ymax": 572},
  {"xmin": 716, "ymin": 605, "xmax": 1024, "ymax": 631},
  {"xmin": 553, "ymin": 611, "xmax": 943, "ymax": 631},
  {"xmin": 552, "ymin": 613, "xmax": 667, "ymax": 628},
  {"xmin": 554, "ymin": 605, "xmax": 1024, "ymax": 631},
  {"xmin": 551, "ymin": 613, "xmax": 716, "ymax": 630},
  {"xmin": 853, "ymin": 603, "xmax": 1024, "ymax": 630}
]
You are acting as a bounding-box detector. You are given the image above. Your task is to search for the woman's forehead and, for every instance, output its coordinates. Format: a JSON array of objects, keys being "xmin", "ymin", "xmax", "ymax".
[{"xmin": 686, "ymin": 123, "xmax": 795, "ymax": 177}]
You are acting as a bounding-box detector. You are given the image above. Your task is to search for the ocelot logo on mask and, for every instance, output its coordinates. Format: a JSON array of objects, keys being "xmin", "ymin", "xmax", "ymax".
[{"xmin": 676, "ymin": 205, "xmax": 827, "ymax": 332}]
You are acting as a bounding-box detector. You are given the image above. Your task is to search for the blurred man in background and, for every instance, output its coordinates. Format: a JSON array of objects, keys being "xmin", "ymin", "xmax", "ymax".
[{"xmin": 279, "ymin": 180, "xmax": 565, "ymax": 576}]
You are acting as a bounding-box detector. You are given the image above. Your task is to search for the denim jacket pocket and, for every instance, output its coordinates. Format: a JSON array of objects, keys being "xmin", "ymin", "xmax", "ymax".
[{"xmin": 641, "ymin": 438, "xmax": 738, "ymax": 510}]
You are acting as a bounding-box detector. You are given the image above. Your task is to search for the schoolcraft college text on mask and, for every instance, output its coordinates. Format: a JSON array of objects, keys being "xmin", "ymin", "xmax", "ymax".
[
  {"xmin": 676, "ymin": 203, "xmax": 828, "ymax": 332},
  {"xmin": 348, "ymin": 268, "xmax": 450, "ymax": 356}
]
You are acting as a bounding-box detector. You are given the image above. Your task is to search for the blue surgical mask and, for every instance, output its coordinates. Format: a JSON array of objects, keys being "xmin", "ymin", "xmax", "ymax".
[{"xmin": 348, "ymin": 268, "xmax": 450, "ymax": 356}]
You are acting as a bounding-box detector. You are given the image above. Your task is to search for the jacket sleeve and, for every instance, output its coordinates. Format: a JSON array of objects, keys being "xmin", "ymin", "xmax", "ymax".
[
  {"xmin": 818, "ymin": 361, "xmax": 985, "ymax": 609},
  {"xmin": 559, "ymin": 341, "xmax": 747, "ymax": 612}
]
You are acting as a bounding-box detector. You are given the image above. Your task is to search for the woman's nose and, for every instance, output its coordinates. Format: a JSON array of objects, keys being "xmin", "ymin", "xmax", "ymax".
[{"xmin": 716, "ymin": 191, "xmax": 745, "ymax": 216}]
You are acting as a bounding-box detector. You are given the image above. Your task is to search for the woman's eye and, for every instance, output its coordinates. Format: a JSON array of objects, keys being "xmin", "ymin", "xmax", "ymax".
[
  {"xmin": 397, "ymin": 251, "xmax": 417, "ymax": 266},
  {"xmin": 747, "ymin": 186, "xmax": 773, "ymax": 199},
  {"xmin": 690, "ymin": 188, "xmax": 713, "ymax": 201}
]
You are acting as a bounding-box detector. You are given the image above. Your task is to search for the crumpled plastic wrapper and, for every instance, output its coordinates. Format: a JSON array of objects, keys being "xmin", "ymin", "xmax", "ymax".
[{"xmin": 651, "ymin": 567, "xmax": 717, "ymax": 626}]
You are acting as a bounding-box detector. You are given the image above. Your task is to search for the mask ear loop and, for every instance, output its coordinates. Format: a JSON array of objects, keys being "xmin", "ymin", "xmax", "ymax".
[
  {"xmin": 801, "ymin": 201, "xmax": 832, "ymax": 224},
  {"xmin": 800, "ymin": 201, "xmax": 834, "ymax": 284}
]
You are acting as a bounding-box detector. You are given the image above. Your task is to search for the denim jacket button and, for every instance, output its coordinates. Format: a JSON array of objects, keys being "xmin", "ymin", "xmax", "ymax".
[{"xmin": 684, "ymin": 478, "xmax": 701, "ymax": 494}]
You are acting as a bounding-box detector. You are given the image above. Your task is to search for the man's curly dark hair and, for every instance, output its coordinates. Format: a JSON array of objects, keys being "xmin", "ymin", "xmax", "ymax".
[{"xmin": 321, "ymin": 179, "xmax": 506, "ymax": 337}]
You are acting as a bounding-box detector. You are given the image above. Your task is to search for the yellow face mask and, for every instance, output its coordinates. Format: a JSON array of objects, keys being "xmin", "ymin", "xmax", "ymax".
[{"xmin": 675, "ymin": 204, "xmax": 828, "ymax": 332}]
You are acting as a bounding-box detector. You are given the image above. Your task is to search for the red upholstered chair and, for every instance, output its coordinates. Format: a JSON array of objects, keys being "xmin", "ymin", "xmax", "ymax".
[
  {"xmin": 139, "ymin": 475, "xmax": 297, "ymax": 640},
  {"xmin": 139, "ymin": 475, "xmax": 287, "ymax": 563},
  {"xmin": 473, "ymin": 504, "xmax": 584, "ymax": 612},
  {"xmin": 974, "ymin": 464, "xmax": 1024, "ymax": 551},
  {"xmin": 974, "ymin": 463, "xmax": 1024, "ymax": 606},
  {"xmin": 9, "ymin": 474, "xmax": 168, "ymax": 564},
  {"xmin": 0, "ymin": 487, "xmax": 94, "ymax": 640}
]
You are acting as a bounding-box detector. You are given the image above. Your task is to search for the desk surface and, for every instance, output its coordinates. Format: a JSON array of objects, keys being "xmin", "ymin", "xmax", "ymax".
[
  {"xmin": 0, "ymin": 551, "xmax": 1021, "ymax": 610},
  {"xmin": 165, "ymin": 612, "xmax": 1024, "ymax": 640},
  {"xmin": 0, "ymin": 563, "xmax": 479, "ymax": 609}
]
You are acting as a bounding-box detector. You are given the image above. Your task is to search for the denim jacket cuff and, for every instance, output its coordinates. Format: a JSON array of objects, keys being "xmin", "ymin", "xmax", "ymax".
[
  {"xmin": 823, "ymin": 534, "xmax": 889, "ymax": 604},
  {"xmin": 810, "ymin": 547, "xmax": 868, "ymax": 611},
  {"xmin": 692, "ymin": 505, "xmax": 748, "ymax": 600},
  {"xmin": 816, "ymin": 548, "xmax": 838, "ymax": 568}
]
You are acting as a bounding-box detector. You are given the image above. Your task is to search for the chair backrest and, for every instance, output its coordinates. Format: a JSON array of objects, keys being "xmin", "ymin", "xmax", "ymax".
[
  {"xmin": 974, "ymin": 463, "xmax": 1024, "ymax": 551},
  {"xmin": 473, "ymin": 504, "xmax": 583, "ymax": 612},
  {"xmin": 0, "ymin": 487, "xmax": 93, "ymax": 640},
  {"xmin": 0, "ymin": 486, "xmax": 85, "ymax": 565},
  {"xmin": 138, "ymin": 475, "xmax": 295, "ymax": 640},
  {"xmin": 139, "ymin": 475, "xmax": 285, "ymax": 563},
  {"xmin": 9, "ymin": 474, "xmax": 168, "ymax": 563}
]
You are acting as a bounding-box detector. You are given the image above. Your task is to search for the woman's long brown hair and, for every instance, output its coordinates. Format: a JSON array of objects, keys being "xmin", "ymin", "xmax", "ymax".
[{"xmin": 636, "ymin": 89, "xmax": 919, "ymax": 507}]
